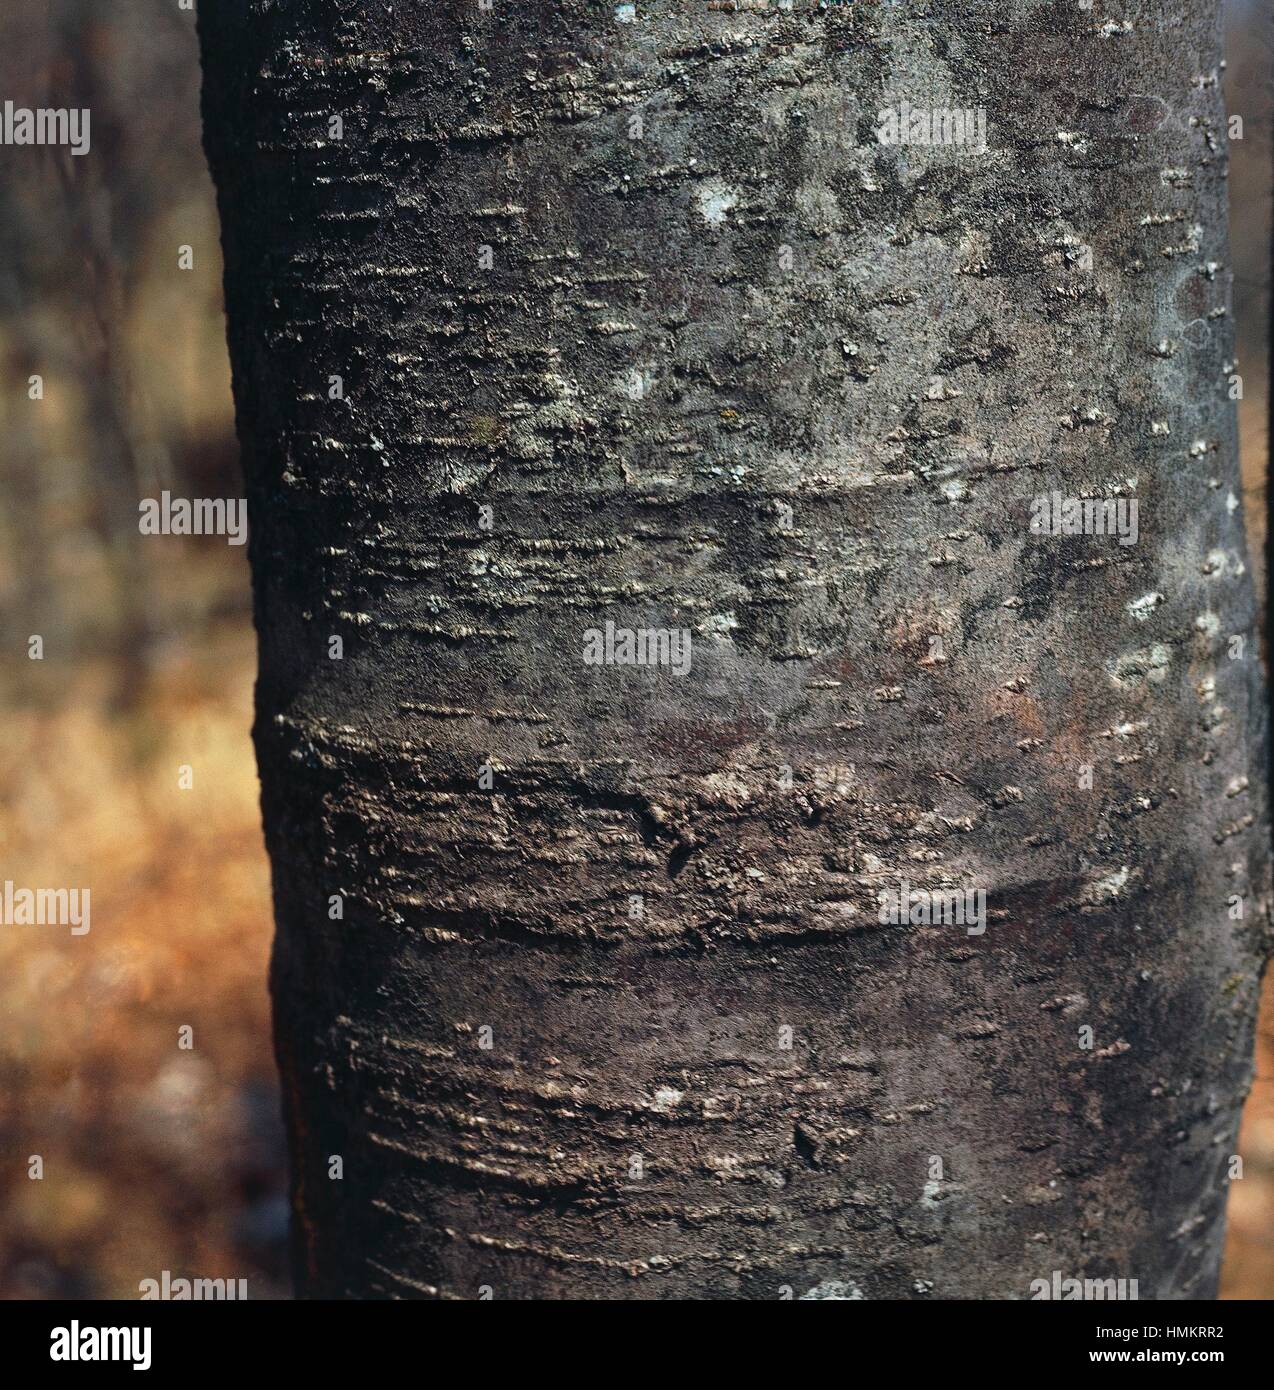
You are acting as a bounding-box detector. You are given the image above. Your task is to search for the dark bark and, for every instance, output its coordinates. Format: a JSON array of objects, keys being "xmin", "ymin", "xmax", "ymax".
[{"xmin": 199, "ymin": 0, "xmax": 1271, "ymax": 1299}]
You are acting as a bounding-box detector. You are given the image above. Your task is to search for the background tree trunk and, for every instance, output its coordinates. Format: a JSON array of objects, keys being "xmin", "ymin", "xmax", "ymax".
[{"xmin": 199, "ymin": 0, "xmax": 1271, "ymax": 1299}]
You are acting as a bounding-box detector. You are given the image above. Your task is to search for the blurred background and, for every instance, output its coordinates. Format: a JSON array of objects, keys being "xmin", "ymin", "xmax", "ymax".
[
  {"xmin": 0, "ymin": 1, "xmax": 285, "ymax": 1299},
  {"xmin": 0, "ymin": 0, "xmax": 1269, "ymax": 1300}
]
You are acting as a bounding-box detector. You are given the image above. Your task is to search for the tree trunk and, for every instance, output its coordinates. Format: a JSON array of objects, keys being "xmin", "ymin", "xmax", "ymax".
[{"xmin": 199, "ymin": 0, "xmax": 1271, "ymax": 1299}]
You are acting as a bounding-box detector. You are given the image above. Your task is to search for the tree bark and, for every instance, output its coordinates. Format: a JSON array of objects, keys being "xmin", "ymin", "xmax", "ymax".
[{"xmin": 199, "ymin": 0, "xmax": 1271, "ymax": 1299}]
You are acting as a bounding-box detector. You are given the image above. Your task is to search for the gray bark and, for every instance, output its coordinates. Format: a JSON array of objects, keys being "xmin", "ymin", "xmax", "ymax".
[{"xmin": 199, "ymin": 0, "xmax": 1271, "ymax": 1299}]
